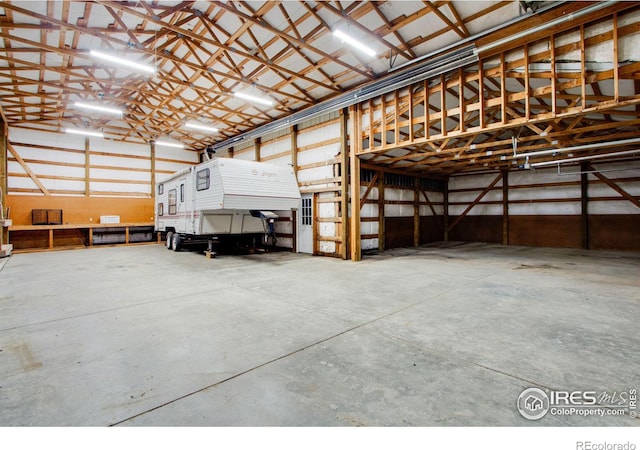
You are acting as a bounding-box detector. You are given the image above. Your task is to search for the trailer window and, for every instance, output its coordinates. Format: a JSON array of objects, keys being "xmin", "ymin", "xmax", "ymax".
[
  {"xmin": 180, "ymin": 184, "xmax": 185, "ymax": 202},
  {"xmin": 196, "ymin": 168, "xmax": 210, "ymax": 191},
  {"xmin": 158, "ymin": 183, "xmax": 164, "ymax": 195},
  {"xmin": 157, "ymin": 203, "xmax": 164, "ymax": 216},
  {"xmin": 168, "ymin": 189, "xmax": 177, "ymax": 215}
]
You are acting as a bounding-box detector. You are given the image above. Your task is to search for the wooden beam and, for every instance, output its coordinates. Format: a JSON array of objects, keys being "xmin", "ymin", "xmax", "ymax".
[
  {"xmin": 349, "ymin": 104, "xmax": 361, "ymax": 261},
  {"xmin": 502, "ymin": 169, "xmax": 509, "ymax": 245},
  {"xmin": 359, "ymin": 171, "xmax": 379, "ymax": 211},
  {"xmin": 150, "ymin": 141, "xmax": 156, "ymax": 199},
  {"xmin": 589, "ymin": 165, "xmax": 640, "ymax": 209},
  {"xmin": 6, "ymin": 141, "xmax": 50, "ymax": 196},
  {"xmin": 448, "ymin": 172, "xmax": 503, "ymax": 233},
  {"xmin": 313, "ymin": 192, "xmax": 319, "ymax": 256},
  {"xmin": 290, "ymin": 124, "xmax": 298, "ymax": 177},
  {"xmin": 443, "ymin": 180, "xmax": 449, "ymax": 241},
  {"xmin": 254, "ymin": 137, "xmax": 261, "ymax": 162},
  {"xmin": 0, "ymin": 115, "xmax": 7, "ymax": 219},
  {"xmin": 413, "ymin": 177, "xmax": 420, "ymax": 247},
  {"xmin": 378, "ymin": 171, "xmax": 385, "ymax": 253},
  {"xmin": 581, "ymin": 162, "xmax": 589, "ymax": 249},
  {"xmin": 419, "ymin": 189, "xmax": 444, "ymax": 232},
  {"xmin": 85, "ymin": 138, "xmax": 90, "ymax": 197}
]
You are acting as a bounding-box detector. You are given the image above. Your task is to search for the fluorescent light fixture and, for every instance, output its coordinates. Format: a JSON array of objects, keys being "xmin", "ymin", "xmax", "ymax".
[
  {"xmin": 65, "ymin": 128, "xmax": 104, "ymax": 138},
  {"xmin": 234, "ymin": 91, "xmax": 274, "ymax": 107},
  {"xmin": 185, "ymin": 120, "xmax": 219, "ymax": 134},
  {"xmin": 333, "ymin": 29, "xmax": 376, "ymax": 57},
  {"xmin": 530, "ymin": 149, "xmax": 640, "ymax": 168},
  {"xmin": 90, "ymin": 49, "xmax": 155, "ymax": 74},
  {"xmin": 74, "ymin": 101, "xmax": 122, "ymax": 116},
  {"xmin": 514, "ymin": 137, "xmax": 640, "ymax": 159},
  {"xmin": 155, "ymin": 139, "xmax": 184, "ymax": 149}
]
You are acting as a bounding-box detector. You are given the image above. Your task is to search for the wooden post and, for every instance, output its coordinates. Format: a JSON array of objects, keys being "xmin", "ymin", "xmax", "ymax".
[
  {"xmin": 613, "ymin": 13, "xmax": 619, "ymax": 102},
  {"xmin": 0, "ymin": 116, "xmax": 7, "ymax": 218},
  {"xmin": 340, "ymin": 109, "xmax": 349, "ymax": 259},
  {"xmin": 150, "ymin": 141, "xmax": 156, "ymax": 199},
  {"xmin": 459, "ymin": 68, "xmax": 465, "ymax": 132},
  {"xmin": 85, "ymin": 137, "xmax": 90, "ymax": 196},
  {"xmin": 443, "ymin": 179, "xmax": 449, "ymax": 242},
  {"xmin": 440, "ymin": 74, "xmax": 447, "ymax": 136},
  {"xmin": 290, "ymin": 124, "xmax": 298, "ymax": 177},
  {"xmin": 424, "ymin": 79, "xmax": 430, "ymax": 140},
  {"xmin": 291, "ymin": 209, "xmax": 297, "ymax": 253},
  {"xmin": 414, "ymin": 177, "xmax": 420, "ymax": 247},
  {"xmin": 378, "ymin": 170, "xmax": 385, "ymax": 253},
  {"xmin": 550, "ymin": 34, "xmax": 557, "ymax": 115},
  {"xmin": 581, "ymin": 162, "xmax": 589, "ymax": 250},
  {"xmin": 500, "ymin": 52, "xmax": 506, "ymax": 124},
  {"xmin": 254, "ymin": 137, "xmax": 261, "ymax": 162},
  {"xmin": 349, "ymin": 104, "xmax": 361, "ymax": 261},
  {"xmin": 228, "ymin": 146, "xmax": 234, "ymax": 159},
  {"xmin": 312, "ymin": 192, "xmax": 319, "ymax": 256},
  {"xmin": 502, "ymin": 169, "xmax": 509, "ymax": 245}
]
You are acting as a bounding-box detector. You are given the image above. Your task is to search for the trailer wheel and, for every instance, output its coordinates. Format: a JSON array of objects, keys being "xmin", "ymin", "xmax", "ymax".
[
  {"xmin": 172, "ymin": 233, "xmax": 182, "ymax": 252},
  {"xmin": 166, "ymin": 231, "xmax": 174, "ymax": 250}
]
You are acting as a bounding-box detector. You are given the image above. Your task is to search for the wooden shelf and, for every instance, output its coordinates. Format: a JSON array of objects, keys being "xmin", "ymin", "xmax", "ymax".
[{"xmin": 8, "ymin": 223, "xmax": 156, "ymax": 250}]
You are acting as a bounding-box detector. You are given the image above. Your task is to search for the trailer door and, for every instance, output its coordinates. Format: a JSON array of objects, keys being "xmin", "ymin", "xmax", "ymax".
[{"xmin": 178, "ymin": 178, "xmax": 187, "ymax": 233}]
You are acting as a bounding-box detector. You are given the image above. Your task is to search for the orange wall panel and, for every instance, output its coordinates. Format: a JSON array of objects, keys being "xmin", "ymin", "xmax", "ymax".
[{"xmin": 6, "ymin": 195, "xmax": 154, "ymax": 225}]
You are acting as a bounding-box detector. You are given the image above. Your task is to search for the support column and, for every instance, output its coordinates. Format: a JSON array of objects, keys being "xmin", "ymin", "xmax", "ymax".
[
  {"xmin": 254, "ymin": 137, "xmax": 261, "ymax": 162},
  {"xmin": 150, "ymin": 141, "xmax": 156, "ymax": 199},
  {"xmin": 502, "ymin": 169, "xmax": 509, "ymax": 245},
  {"xmin": 0, "ymin": 117, "xmax": 7, "ymax": 247},
  {"xmin": 228, "ymin": 146, "xmax": 234, "ymax": 159},
  {"xmin": 378, "ymin": 171, "xmax": 385, "ymax": 253},
  {"xmin": 443, "ymin": 178, "xmax": 449, "ymax": 242},
  {"xmin": 339, "ymin": 109, "xmax": 349, "ymax": 260},
  {"xmin": 581, "ymin": 161, "xmax": 589, "ymax": 250},
  {"xmin": 85, "ymin": 137, "xmax": 90, "ymax": 196},
  {"xmin": 348, "ymin": 105, "xmax": 361, "ymax": 261},
  {"xmin": 290, "ymin": 125, "xmax": 298, "ymax": 177},
  {"xmin": 0, "ymin": 117, "xmax": 7, "ymax": 217},
  {"xmin": 413, "ymin": 177, "xmax": 420, "ymax": 247}
]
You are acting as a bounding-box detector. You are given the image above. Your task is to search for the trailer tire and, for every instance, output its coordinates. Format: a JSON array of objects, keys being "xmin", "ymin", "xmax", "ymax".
[
  {"xmin": 172, "ymin": 233, "xmax": 182, "ymax": 252},
  {"xmin": 166, "ymin": 231, "xmax": 174, "ymax": 250}
]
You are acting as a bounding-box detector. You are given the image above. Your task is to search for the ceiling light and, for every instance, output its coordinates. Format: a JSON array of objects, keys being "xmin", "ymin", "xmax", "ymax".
[
  {"xmin": 530, "ymin": 149, "xmax": 640, "ymax": 168},
  {"xmin": 74, "ymin": 101, "xmax": 122, "ymax": 116},
  {"xmin": 155, "ymin": 139, "xmax": 184, "ymax": 149},
  {"xmin": 514, "ymin": 137, "xmax": 640, "ymax": 159},
  {"xmin": 90, "ymin": 49, "xmax": 155, "ymax": 74},
  {"xmin": 65, "ymin": 128, "xmax": 104, "ymax": 138},
  {"xmin": 333, "ymin": 29, "xmax": 376, "ymax": 57},
  {"xmin": 234, "ymin": 91, "xmax": 274, "ymax": 107},
  {"xmin": 185, "ymin": 121, "xmax": 219, "ymax": 134}
]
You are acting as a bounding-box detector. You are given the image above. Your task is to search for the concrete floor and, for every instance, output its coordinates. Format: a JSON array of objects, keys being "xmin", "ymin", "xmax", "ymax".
[{"xmin": 0, "ymin": 242, "xmax": 638, "ymax": 426}]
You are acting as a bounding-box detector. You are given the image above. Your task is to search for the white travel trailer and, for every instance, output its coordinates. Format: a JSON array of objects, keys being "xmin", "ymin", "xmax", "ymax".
[{"xmin": 155, "ymin": 157, "xmax": 301, "ymax": 252}]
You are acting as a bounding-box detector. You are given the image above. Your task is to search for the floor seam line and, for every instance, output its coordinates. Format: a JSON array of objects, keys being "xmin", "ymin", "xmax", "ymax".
[{"xmin": 109, "ymin": 274, "xmax": 495, "ymax": 426}]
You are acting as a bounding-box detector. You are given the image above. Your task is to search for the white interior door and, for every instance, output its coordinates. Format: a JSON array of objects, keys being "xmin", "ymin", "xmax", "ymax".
[{"xmin": 298, "ymin": 194, "xmax": 313, "ymax": 254}]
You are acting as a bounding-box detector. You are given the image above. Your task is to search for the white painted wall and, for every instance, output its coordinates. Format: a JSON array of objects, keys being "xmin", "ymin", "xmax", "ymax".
[
  {"xmin": 449, "ymin": 165, "xmax": 640, "ymax": 216},
  {"xmin": 7, "ymin": 127, "xmax": 197, "ymax": 197}
]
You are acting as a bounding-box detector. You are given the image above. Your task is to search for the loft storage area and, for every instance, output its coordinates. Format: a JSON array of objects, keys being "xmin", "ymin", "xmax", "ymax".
[{"xmin": 0, "ymin": 0, "xmax": 638, "ymax": 439}]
